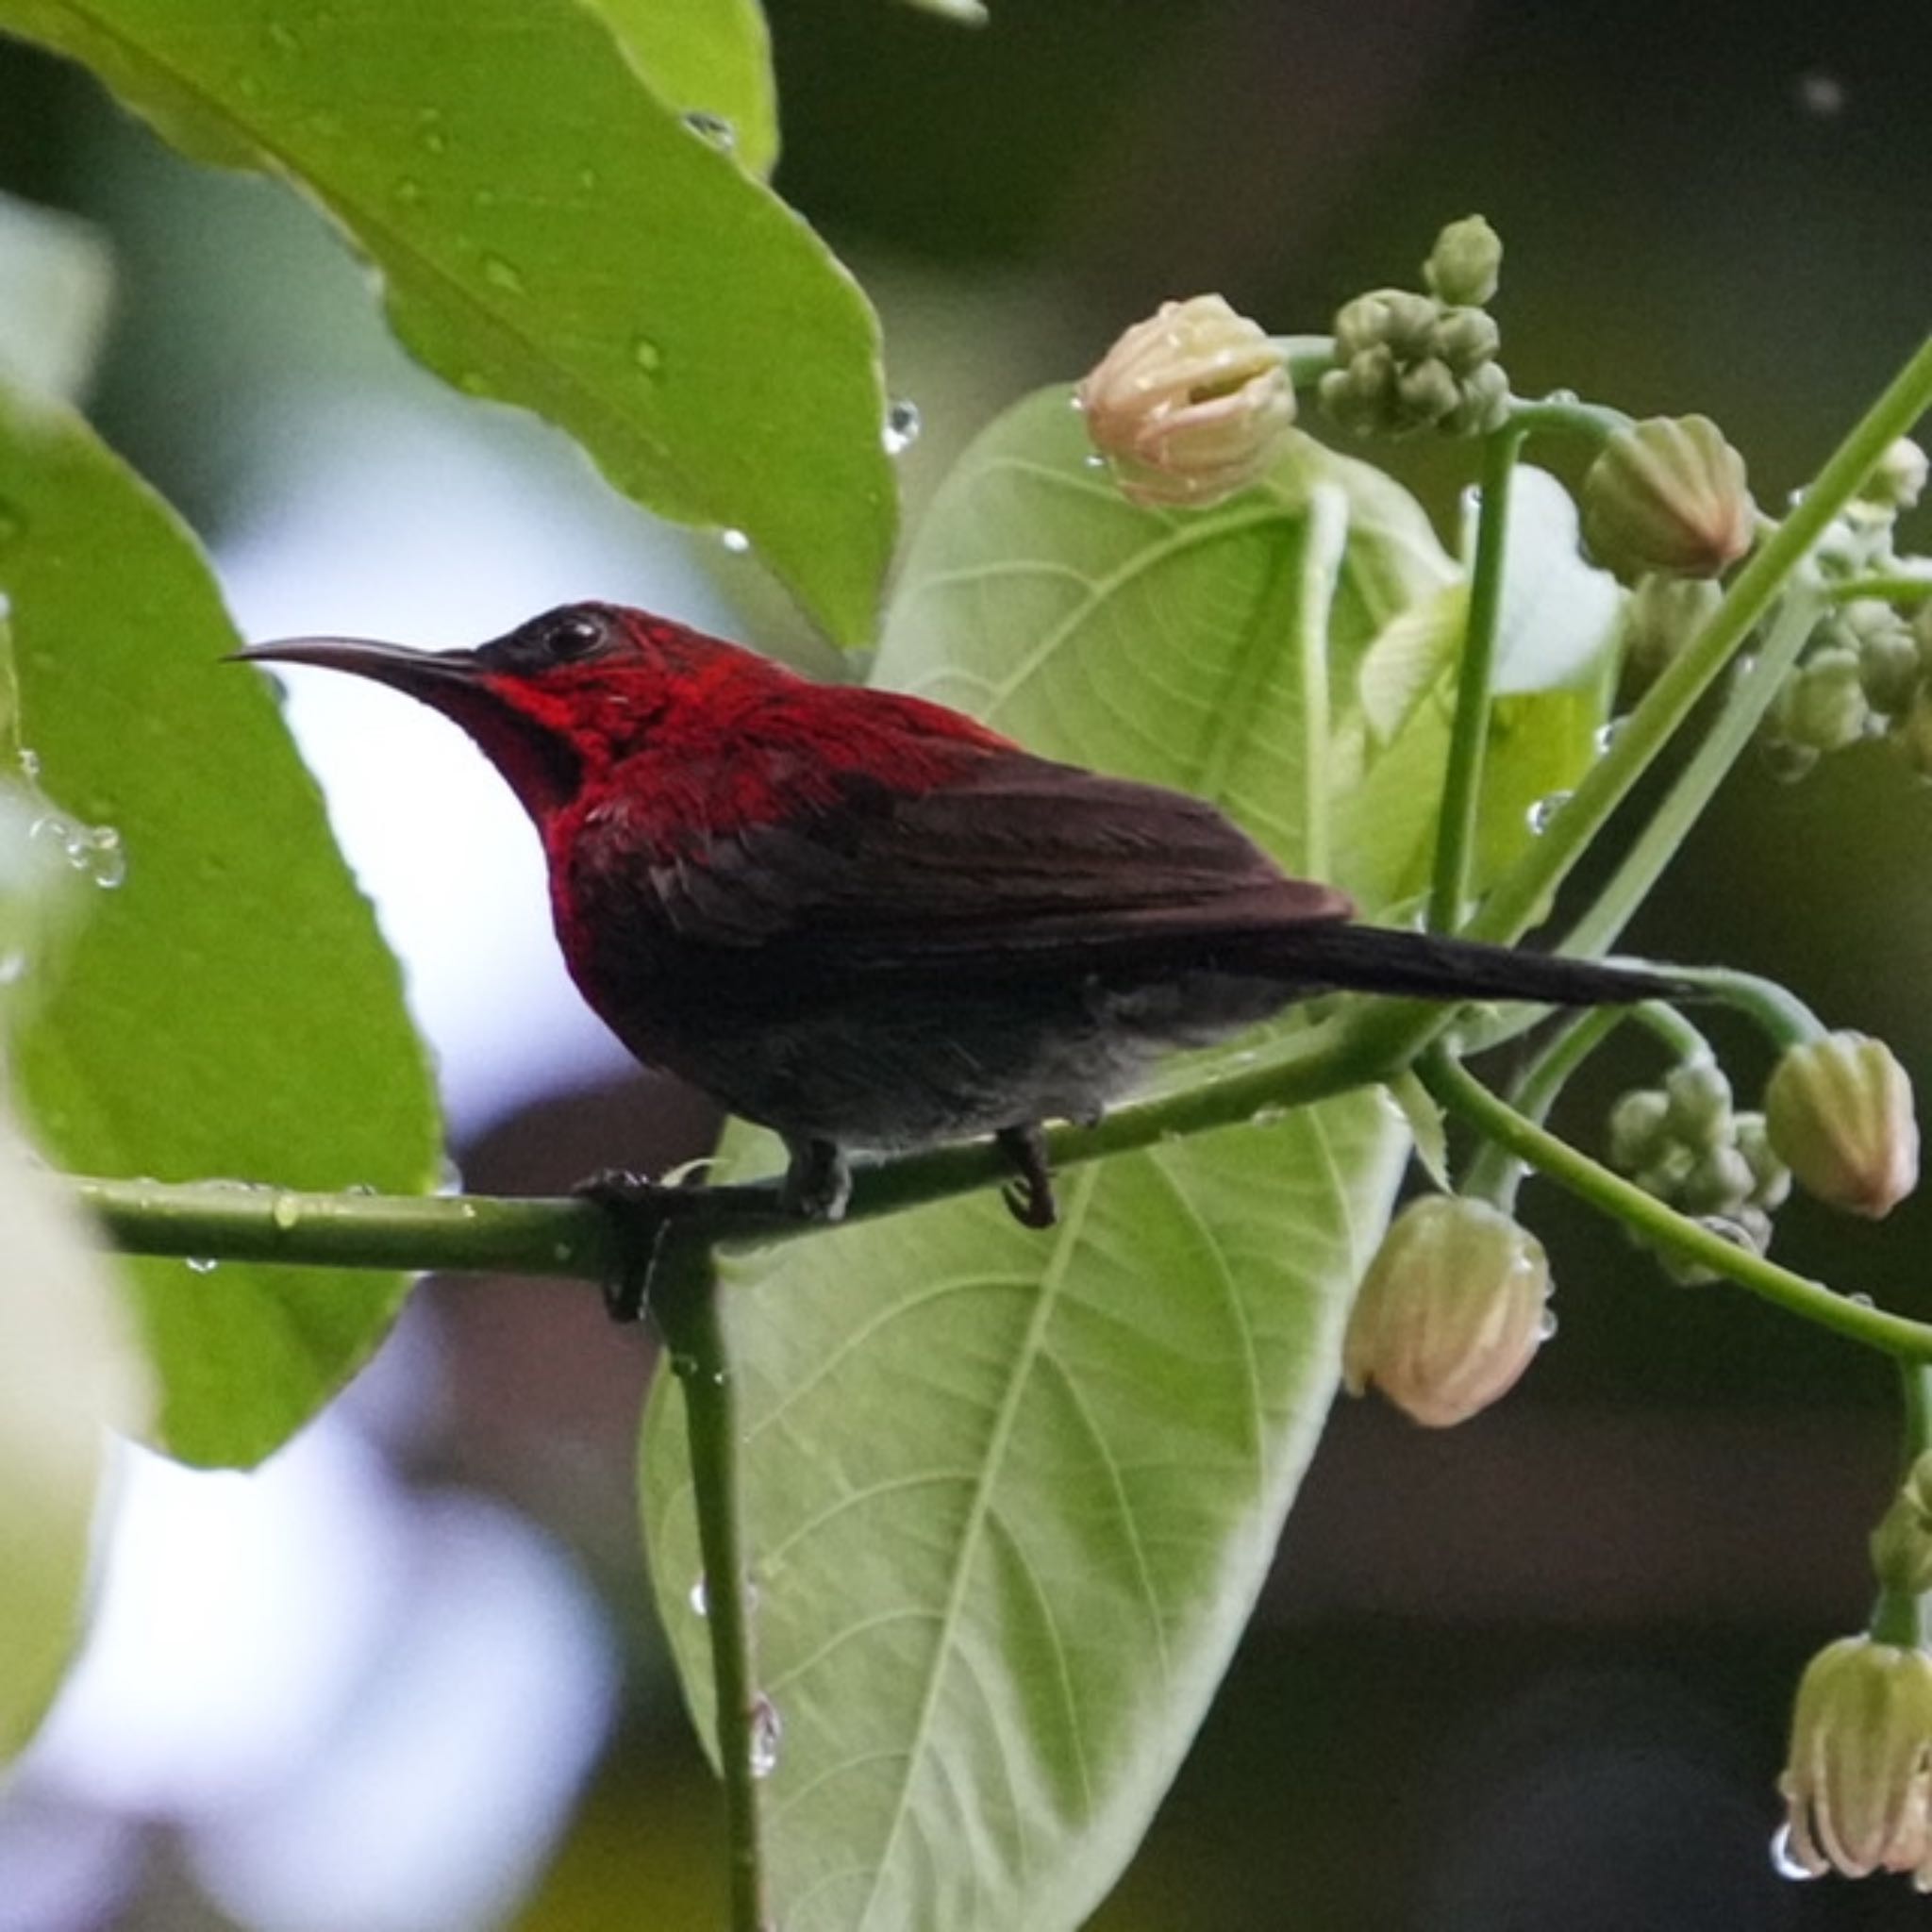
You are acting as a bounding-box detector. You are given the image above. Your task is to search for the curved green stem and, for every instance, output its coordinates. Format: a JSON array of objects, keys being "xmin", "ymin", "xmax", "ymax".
[
  {"xmin": 1460, "ymin": 1008, "xmax": 1624, "ymax": 1208},
  {"xmin": 1428, "ymin": 421, "xmax": 1524, "ymax": 932},
  {"xmin": 1829, "ymin": 573, "xmax": 1932, "ymax": 605},
  {"xmin": 1506, "ymin": 393, "xmax": 1632, "ymax": 443},
  {"xmin": 652, "ymin": 1241, "xmax": 768, "ymax": 1932},
  {"xmin": 1671, "ymin": 966, "xmax": 1825, "ymax": 1050},
  {"xmin": 1422, "ymin": 1046, "xmax": 1932, "ymax": 1361}
]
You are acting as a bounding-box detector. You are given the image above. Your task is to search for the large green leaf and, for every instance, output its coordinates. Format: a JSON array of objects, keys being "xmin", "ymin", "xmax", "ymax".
[
  {"xmin": 0, "ymin": 0, "xmax": 891, "ymax": 643},
  {"xmin": 0, "ymin": 382, "xmax": 441, "ymax": 1467},
  {"xmin": 590, "ymin": 0, "xmax": 778, "ymax": 178},
  {"xmin": 641, "ymin": 393, "xmax": 1446, "ymax": 1929}
]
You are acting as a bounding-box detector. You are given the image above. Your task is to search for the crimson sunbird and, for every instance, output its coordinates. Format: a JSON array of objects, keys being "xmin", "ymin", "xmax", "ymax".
[{"xmin": 240, "ymin": 602, "xmax": 1677, "ymax": 1225}]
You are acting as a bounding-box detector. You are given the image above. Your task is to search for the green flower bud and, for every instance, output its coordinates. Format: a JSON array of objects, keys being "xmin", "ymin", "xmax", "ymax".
[
  {"xmin": 1777, "ymin": 647, "xmax": 1871, "ymax": 754},
  {"xmin": 1423, "ymin": 214, "xmax": 1503, "ymax": 308},
  {"xmin": 1396, "ymin": 356, "xmax": 1459, "ymax": 425},
  {"xmin": 1581, "ymin": 415, "xmax": 1757, "ymax": 582},
  {"xmin": 1856, "ymin": 616, "xmax": 1923, "ymax": 717},
  {"xmin": 1334, "ymin": 289, "xmax": 1437, "ymax": 359},
  {"xmin": 1342, "ymin": 1196, "xmax": 1551, "ymax": 1428},
  {"xmin": 1778, "ymin": 1635, "xmax": 1932, "ymax": 1885},
  {"xmin": 1859, "ymin": 437, "xmax": 1929, "ymax": 512},
  {"xmin": 1619, "ymin": 574, "xmax": 1722, "ymax": 696},
  {"xmin": 1680, "ymin": 1144, "xmax": 1755, "ymax": 1216},
  {"xmin": 1760, "ymin": 737, "xmax": 1822, "ymax": 785},
  {"xmin": 1432, "ymin": 306, "xmax": 1501, "ymax": 376},
  {"xmin": 1871, "ymin": 1452, "xmax": 1932, "ymax": 1597},
  {"xmin": 1634, "ymin": 1141, "xmax": 1697, "ymax": 1202},
  {"xmin": 1766, "ymin": 1032, "xmax": 1920, "ymax": 1218},
  {"xmin": 1076, "ymin": 294, "xmax": 1297, "ymax": 508},
  {"xmin": 1441, "ymin": 358, "xmax": 1511, "ymax": 437},
  {"xmin": 1664, "ymin": 1055, "xmax": 1733, "ymax": 1151},
  {"xmin": 1734, "ymin": 1111, "xmax": 1792, "ymax": 1209},
  {"xmin": 1607, "ymin": 1087, "xmax": 1671, "ymax": 1171}
]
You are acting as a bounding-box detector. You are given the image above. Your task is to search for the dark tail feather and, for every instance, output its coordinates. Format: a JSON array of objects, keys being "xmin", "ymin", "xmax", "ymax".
[{"xmin": 1270, "ymin": 922, "xmax": 1688, "ymax": 1008}]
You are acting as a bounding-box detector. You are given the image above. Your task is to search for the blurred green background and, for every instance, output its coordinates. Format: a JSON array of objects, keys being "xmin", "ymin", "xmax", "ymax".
[{"xmin": 5, "ymin": 1, "xmax": 1931, "ymax": 1925}]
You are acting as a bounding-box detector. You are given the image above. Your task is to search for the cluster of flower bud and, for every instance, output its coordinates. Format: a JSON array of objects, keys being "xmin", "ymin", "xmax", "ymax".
[
  {"xmin": 1316, "ymin": 217, "xmax": 1510, "ymax": 440},
  {"xmin": 1605, "ymin": 1055, "xmax": 1789, "ymax": 1283},
  {"xmin": 1341, "ymin": 1193, "xmax": 1551, "ymax": 1427},
  {"xmin": 1757, "ymin": 439, "xmax": 1932, "ymax": 782},
  {"xmin": 1075, "ymin": 294, "xmax": 1298, "ymax": 510}
]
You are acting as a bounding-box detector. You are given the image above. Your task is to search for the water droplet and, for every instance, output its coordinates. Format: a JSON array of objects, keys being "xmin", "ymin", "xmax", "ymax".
[
  {"xmin": 1770, "ymin": 1822, "xmax": 1818, "ymax": 1880},
  {"xmin": 394, "ymin": 178, "xmax": 425, "ymax": 208},
  {"xmin": 1849, "ymin": 1291, "xmax": 1875, "ymax": 1308},
  {"xmin": 1249, "ymin": 1104, "xmax": 1289, "ymax": 1126},
  {"xmin": 185, "ymin": 1257, "xmax": 219, "ymax": 1275},
  {"xmin": 17, "ymin": 746, "xmax": 39, "ymax": 780},
  {"xmin": 1592, "ymin": 717, "xmax": 1627, "ymax": 754},
  {"xmin": 482, "ymin": 255, "xmax": 525, "ymax": 294},
  {"xmin": 1537, "ymin": 1305, "xmax": 1559, "ymax": 1341},
  {"xmin": 1525, "ymin": 791, "xmax": 1573, "ymax": 836},
  {"xmin": 272, "ymin": 1193, "xmax": 301, "ymax": 1232},
  {"xmin": 84, "ymin": 825, "xmax": 125, "ymax": 890},
  {"xmin": 749, "ymin": 1696, "xmax": 782, "ymax": 1779},
  {"xmin": 0, "ymin": 950, "xmax": 26, "ymax": 987},
  {"xmin": 689, "ymin": 1575, "xmax": 708, "ymax": 1617},
  {"xmin": 631, "ymin": 335, "xmax": 664, "ymax": 376},
  {"xmin": 1544, "ymin": 387, "xmax": 1580, "ymax": 408},
  {"xmin": 682, "ymin": 109, "xmax": 736, "ymax": 151},
  {"xmin": 1068, "ymin": 390, "xmax": 1086, "ymax": 413},
  {"xmin": 720, "ymin": 527, "xmax": 751, "ymax": 556},
  {"xmin": 1082, "ymin": 453, "xmax": 1108, "ymax": 470},
  {"xmin": 882, "ymin": 398, "xmax": 922, "ymax": 456}
]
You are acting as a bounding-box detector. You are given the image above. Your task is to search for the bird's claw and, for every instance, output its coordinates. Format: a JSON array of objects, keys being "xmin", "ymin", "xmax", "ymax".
[
  {"xmin": 995, "ymin": 1125, "xmax": 1058, "ymax": 1229},
  {"xmin": 573, "ymin": 1169, "xmax": 686, "ymax": 1325},
  {"xmin": 779, "ymin": 1138, "xmax": 853, "ymax": 1224}
]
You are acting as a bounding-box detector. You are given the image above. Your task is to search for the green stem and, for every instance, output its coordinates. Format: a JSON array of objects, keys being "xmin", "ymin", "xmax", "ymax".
[
  {"xmin": 1559, "ymin": 590, "xmax": 1823, "ymax": 959},
  {"xmin": 652, "ymin": 1241, "xmax": 768, "ymax": 1932},
  {"xmin": 1275, "ymin": 335, "xmax": 1337, "ymax": 389},
  {"xmin": 1461, "ymin": 1008, "xmax": 1624, "ymax": 1208},
  {"xmin": 1428, "ymin": 422, "xmax": 1524, "ymax": 932},
  {"xmin": 1631, "ymin": 1000, "xmax": 1711, "ymax": 1062},
  {"xmin": 1506, "ymin": 394, "xmax": 1632, "ymax": 443},
  {"xmin": 1670, "ymin": 966, "xmax": 1825, "ymax": 1050},
  {"xmin": 1422, "ymin": 1047, "xmax": 1932, "ymax": 1361},
  {"xmin": 1829, "ymin": 573, "xmax": 1932, "ymax": 605}
]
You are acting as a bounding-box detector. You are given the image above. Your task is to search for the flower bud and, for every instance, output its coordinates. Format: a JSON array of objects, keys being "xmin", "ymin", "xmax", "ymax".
[
  {"xmin": 1342, "ymin": 1196, "xmax": 1551, "ymax": 1427},
  {"xmin": 1076, "ymin": 295, "xmax": 1297, "ymax": 508},
  {"xmin": 1619, "ymin": 574, "xmax": 1722, "ymax": 696},
  {"xmin": 1765, "ymin": 1032, "xmax": 1919, "ymax": 1218},
  {"xmin": 1607, "ymin": 1087, "xmax": 1671, "ymax": 1171},
  {"xmin": 1664, "ymin": 1055, "xmax": 1733, "ymax": 1152},
  {"xmin": 1581, "ymin": 415, "xmax": 1757, "ymax": 582},
  {"xmin": 1778, "ymin": 1635, "xmax": 1932, "ymax": 1885},
  {"xmin": 1442, "ymin": 359, "xmax": 1511, "ymax": 437},
  {"xmin": 1432, "ymin": 306, "xmax": 1501, "ymax": 376},
  {"xmin": 1423, "ymin": 214, "xmax": 1503, "ymax": 308},
  {"xmin": 1860, "ymin": 437, "xmax": 1929, "ymax": 512},
  {"xmin": 1775, "ymin": 647, "xmax": 1871, "ymax": 754},
  {"xmin": 1734, "ymin": 1111, "xmax": 1792, "ymax": 1209},
  {"xmin": 1396, "ymin": 356, "xmax": 1459, "ymax": 425},
  {"xmin": 1854, "ymin": 613, "xmax": 1923, "ymax": 717},
  {"xmin": 1872, "ymin": 1453, "xmax": 1932, "ymax": 1597}
]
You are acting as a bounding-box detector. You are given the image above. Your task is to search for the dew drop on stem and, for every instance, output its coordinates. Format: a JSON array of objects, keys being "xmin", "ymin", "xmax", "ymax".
[
  {"xmin": 1769, "ymin": 1823, "xmax": 1817, "ymax": 1881},
  {"xmin": 1525, "ymin": 791, "xmax": 1573, "ymax": 836},
  {"xmin": 689, "ymin": 1574, "xmax": 708, "ymax": 1618},
  {"xmin": 186, "ymin": 1257, "xmax": 219, "ymax": 1275},
  {"xmin": 1537, "ymin": 1305, "xmax": 1559, "ymax": 1341}
]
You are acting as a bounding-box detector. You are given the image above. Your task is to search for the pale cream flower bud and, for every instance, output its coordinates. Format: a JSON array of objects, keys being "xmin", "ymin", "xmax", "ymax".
[
  {"xmin": 1581, "ymin": 415, "xmax": 1757, "ymax": 581},
  {"xmin": 1778, "ymin": 1635, "xmax": 1932, "ymax": 1887},
  {"xmin": 1076, "ymin": 295, "xmax": 1296, "ymax": 508},
  {"xmin": 1341, "ymin": 1196, "xmax": 1551, "ymax": 1427},
  {"xmin": 1765, "ymin": 1032, "xmax": 1920, "ymax": 1219}
]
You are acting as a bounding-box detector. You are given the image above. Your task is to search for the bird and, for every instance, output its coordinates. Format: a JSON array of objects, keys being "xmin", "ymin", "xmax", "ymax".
[{"xmin": 238, "ymin": 601, "xmax": 1680, "ymax": 1229}]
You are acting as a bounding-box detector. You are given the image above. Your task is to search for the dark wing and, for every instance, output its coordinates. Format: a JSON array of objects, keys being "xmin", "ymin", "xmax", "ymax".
[{"xmin": 640, "ymin": 747, "xmax": 1351, "ymax": 983}]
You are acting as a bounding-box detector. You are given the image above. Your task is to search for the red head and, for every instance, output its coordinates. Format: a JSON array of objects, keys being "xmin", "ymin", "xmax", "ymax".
[{"xmin": 236, "ymin": 603, "xmax": 804, "ymax": 825}]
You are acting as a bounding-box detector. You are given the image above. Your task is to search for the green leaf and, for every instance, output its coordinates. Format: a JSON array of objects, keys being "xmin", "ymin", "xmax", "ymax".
[
  {"xmin": 641, "ymin": 391, "xmax": 1431, "ymax": 1929},
  {"xmin": 588, "ymin": 0, "xmax": 779, "ymax": 178},
  {"xmin": 0, "ymin": 0, "xmax": 891, "ymax": 643},
  {"xmin": 0, "ymin": 1092, "xmax": 151, "ymax": 1759},
  {"xmin": 0, "ymin": 381, "xmax": 441, "ymax": 1467}
]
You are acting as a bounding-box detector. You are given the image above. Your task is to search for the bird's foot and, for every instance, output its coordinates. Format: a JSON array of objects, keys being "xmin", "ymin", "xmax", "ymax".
[
  {"xmin": 779, "ymin": 1137, "xmax": 854, "ymax": 1224},
  {"xmin": 995, "ymin": 1124, "xmax": 1058, "ymax": 1229},
  {"xmin": 572, "ymin": 1170, "xmax": 685, "ymax": 1324}
]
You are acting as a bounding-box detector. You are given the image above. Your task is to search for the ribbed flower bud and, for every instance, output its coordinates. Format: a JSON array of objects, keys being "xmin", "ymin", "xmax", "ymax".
[
  {"xmin": 1765, "ymin": 1032, "xmax": 1919, "ymax": 1218},
  {"xmin": 1076, "ymin": 296, "xmax": 1296, "ymax": 509},
  {"xmin": 1859, "ymin": 437, "xmax": 1929, "ymax": 512},
  {"xmin": 1422, "ymin": 214, "xmax": 1503, "ymax": 308},
  {"xmin": 1341, "ymin": 1196, "xmax": 1551, "ymax": 1427},
  {"xmin": 1778, "ymin": 1635, "xmax": 1932, "ymax": 1886},
  {"xmin": 1581, "ymin": 415, "xmax": 1757, "ymax": 581}
]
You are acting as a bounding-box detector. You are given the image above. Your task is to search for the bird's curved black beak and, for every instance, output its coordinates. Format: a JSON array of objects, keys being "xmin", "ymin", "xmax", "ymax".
[{"xmin": 230, "ymin": 637, "xmax": 489, "ymax": 694}]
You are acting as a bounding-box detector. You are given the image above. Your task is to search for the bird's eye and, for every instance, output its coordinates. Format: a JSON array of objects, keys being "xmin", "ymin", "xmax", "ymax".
[{"xmin": 547, "ymin": 612, "xmax": 607, "ymax": 661}]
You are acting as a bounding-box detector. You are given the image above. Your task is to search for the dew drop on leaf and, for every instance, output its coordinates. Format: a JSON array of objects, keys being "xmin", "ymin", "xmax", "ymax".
[
  {"xmin": 186, "ymin": 1257, "xmax": 219, "ymax": 1275},
  {"xmin": 682, "ymin": 110, "xmax": 737, "ymax": 152},
  {"xmin": 720, "ymin": 528, "xmax": 751, "ymax": 556},
  {"xmin": 481, "ymin": 255, "xmax": 525, "ymax": 295},
  {"xmin": 882, "ymin": 398, "xmax": 923, "ymax": 456},
  {"xmin": 749, "ymin": 1696, "xmax": 783, "ymax": 1779},
  {"xmin": 689, "ymin": 1574, "xmax": 708, "ymax": 1618},
  {"xmin": 1525, "ymin": 791, "xmax": 1573, "ymax": 835},
  {"xmin": 631, "ymin": 336, "xmax": 664, "ymax": 376}
]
